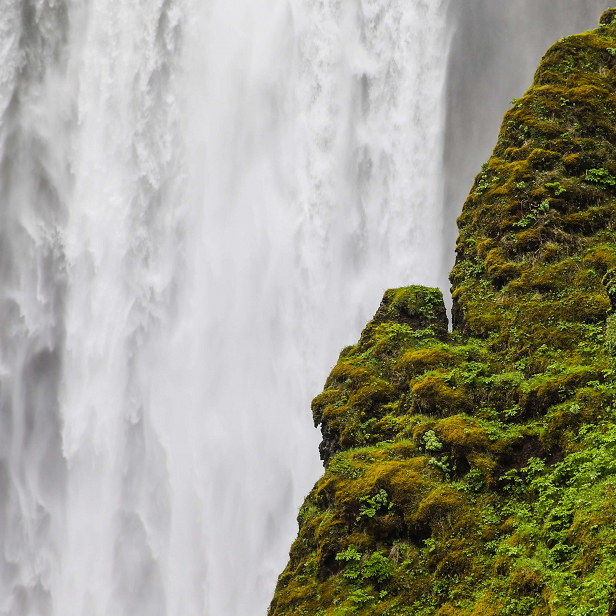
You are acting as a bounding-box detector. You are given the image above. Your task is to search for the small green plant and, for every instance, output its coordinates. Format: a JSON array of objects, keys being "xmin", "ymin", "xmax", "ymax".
[
  {"xmin": 422, "ymin": 430, "xmax": 443, "ymax": 452},
  {"xmin": 501, "ymin": 469, "xmax": 524, "ymax": 494},
  {"xmin": 474, "ymin": 165, "xmax": 499, "ymax": 196},
  {"xmin": 585, "ymin": 168, "xmax": 616, "ymax": 188},
  {"xmin": 463, "ymin": 467, "xmax": 485, "ymax": 493},
  {"xmin": 362, "ymin": 553, "xmax": 394, "ymax": 583},
  {"xmin": 429, "ymin": 455, "xmax": 452, "ymax": 479},
  {"xmin": 335, "ymin": 546, "xmax": 394, "ymax": 587},
  {"xmin": 561, "ymin": 57, "xmax": 575, "ymax": 74},
  {"xmin": 336, "ymin": 545, "xmax": 362, "ymax": 563},
  {"xmin": 545, "ymin": 181, "xmax": 565, "ymax": 195},
  {"xmin": 357, "ymin": 489, "xmax": 393, "ymax": 520},
  {"xmin": 481, "ymin": 505, "xmax": 500, "ymax": 525},
  {"xmin": 329, "ymin": 455, "xmax": 363, "ymax": 479},
  {"xmin": 513, "ymin": 214, "xmax": 536, "ymax": 229},
  {"xmin": 336, "ymin": 545, "xmax": 362, "ymax": 581},
  {"xmin": 349, "ymin": 588, "xmax": 373, "ymax": 605},
  {"xmin": 513, "ymin": 200, "xmax": 549, "ymax": 228},
  {"xmin": 503, "ymin": 404, "xmax": 521, "ymax": 418}
]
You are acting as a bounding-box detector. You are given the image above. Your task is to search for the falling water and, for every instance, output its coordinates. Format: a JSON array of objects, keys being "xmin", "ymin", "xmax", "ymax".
[{"xmin": 0, "ymin": 1, "xmax": 610, "ymax": 616}]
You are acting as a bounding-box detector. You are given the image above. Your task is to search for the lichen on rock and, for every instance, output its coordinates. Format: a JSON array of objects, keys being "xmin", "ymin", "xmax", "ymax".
[{"xmin": 269, "ymin": 9, "xmax": 616, "ymax": 616}]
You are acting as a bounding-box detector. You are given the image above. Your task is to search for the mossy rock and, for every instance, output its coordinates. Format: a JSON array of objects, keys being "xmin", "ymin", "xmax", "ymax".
[
  {"xmin": 315, "ymin": 286, "xmax": 449, "ymax": 461},
  {"xmin": 604, "ymin": 267, "xmax": 616, "ymax": 309},
  {"xmin": 270, "ymin": 8, "xmax": 616, "ymax": 616},
  {"xmin": 600, "ymin": 8, "xmax": 616, "ymax": 26},
  {"xmin": 370, "ymin": 286, "xmax": 449, "ymax": 338}
]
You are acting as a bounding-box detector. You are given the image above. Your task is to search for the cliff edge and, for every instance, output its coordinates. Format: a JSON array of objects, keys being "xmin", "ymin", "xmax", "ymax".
[{"xmin": 269, "ymin": 9, "xmax": 616, "ymax": 615}]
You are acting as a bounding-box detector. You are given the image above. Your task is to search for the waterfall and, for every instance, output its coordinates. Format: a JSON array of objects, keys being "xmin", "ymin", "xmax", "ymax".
[
  {"xmin": 0, "ymin": 1, "xmax": 609, "ymax": 615},
  {"xmin": 0, "ymin": 1, "xmax": 70, "ymax": 614}
]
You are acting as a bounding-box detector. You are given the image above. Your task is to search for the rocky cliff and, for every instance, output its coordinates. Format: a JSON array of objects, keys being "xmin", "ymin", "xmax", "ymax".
[{"xmin": 269, "ymin": 9, "xmax": 616, "ymax": 615}]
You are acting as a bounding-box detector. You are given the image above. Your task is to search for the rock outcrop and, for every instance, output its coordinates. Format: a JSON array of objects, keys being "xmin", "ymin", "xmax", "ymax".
[{"xmin": 269, "ymin": 9, "xmax": 616, "ymax": 615}]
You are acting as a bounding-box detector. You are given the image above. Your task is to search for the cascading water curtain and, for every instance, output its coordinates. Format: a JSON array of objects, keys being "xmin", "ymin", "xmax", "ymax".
[
  {"xmin": 0, "ymin": 0, "xmax": 450, "ymax": 615},
  {"xmin": 0, "ymin": 1, "xmax": 71, "ymax": 614}
]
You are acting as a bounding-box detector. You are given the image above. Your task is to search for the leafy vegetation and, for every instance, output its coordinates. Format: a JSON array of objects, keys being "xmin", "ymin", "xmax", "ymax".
[{"xmin": 269, "ymin": 9, "xmax": 616, "ymax": 616}]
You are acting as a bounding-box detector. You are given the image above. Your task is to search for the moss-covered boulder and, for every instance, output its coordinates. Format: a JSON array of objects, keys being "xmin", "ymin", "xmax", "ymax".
[
  {"xmin": 315, "ymin": 286, "xmax": 449, "ymax": 462},
  {"xmin": 270, "ymin": 9, "xmax": 616, "ymax": 616}
]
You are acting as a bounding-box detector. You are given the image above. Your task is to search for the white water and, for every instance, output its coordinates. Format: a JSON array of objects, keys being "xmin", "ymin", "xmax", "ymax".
[{"xmin": 0, "ymin": 0, "xmax": 449, "ymax": 614}]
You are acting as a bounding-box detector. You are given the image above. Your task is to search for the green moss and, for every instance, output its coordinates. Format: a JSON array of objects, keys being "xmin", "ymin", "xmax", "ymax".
[{"xmin": 269, "ymin": 9, "xmax": 616, "ymax": 616}]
